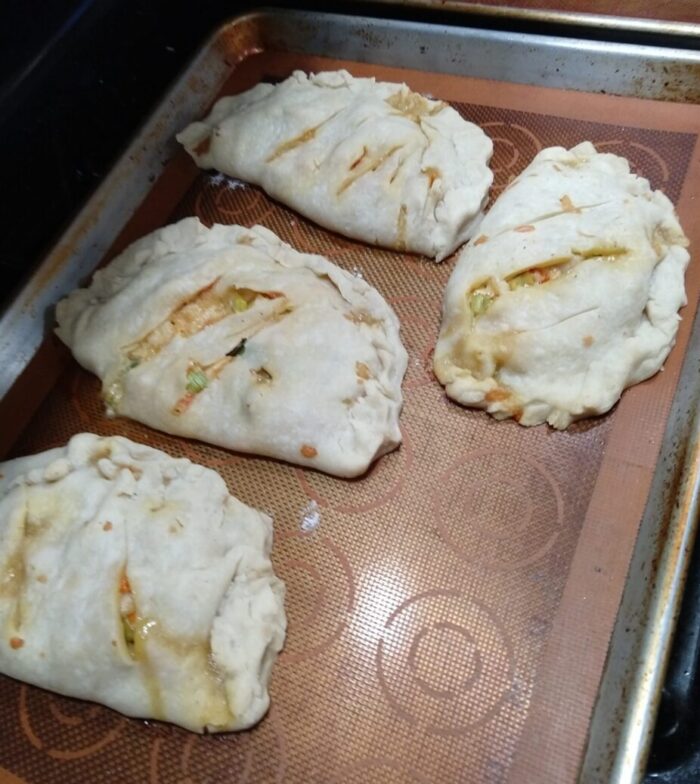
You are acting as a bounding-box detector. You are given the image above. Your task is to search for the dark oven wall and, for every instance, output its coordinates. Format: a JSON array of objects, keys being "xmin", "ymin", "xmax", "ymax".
[
  {"xmin": 1, "ymin": 0, "xmax": 246, "ymax": 308},
  {"xmin": 1, "ymin": 0, "xmax": 445, "ymax": 307}
]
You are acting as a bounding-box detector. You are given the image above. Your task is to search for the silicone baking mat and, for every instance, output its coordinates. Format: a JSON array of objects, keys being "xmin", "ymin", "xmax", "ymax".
[{"xmin": 1, "ymin": 49, "xmax": 699, "ymax": 784}]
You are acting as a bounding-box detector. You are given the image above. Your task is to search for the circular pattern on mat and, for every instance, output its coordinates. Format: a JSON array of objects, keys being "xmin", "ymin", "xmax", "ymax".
[
  {"xmin": 328, "ymin": 757, "xmax": 432, "ymax": 784},
  {"xmin": 18, "ymin": 686, "xmax": 124, "ymax": 761},
  {"xmin": 276, "ymin": 531, "xmax": 356, "ymax": 664},
  {"xmin": 479, "ymin": 121, "xmax": 543, "ymax": 196},
  {"xmin": 147, "ymin": 706, "xmax": 286, "ymax": 784},
  {"xmin": 388, "ymin": 296, "xmax": 439, "ymax": 391},
  {"xmin": 397, "ymin": 251, "xmax": 454, "ymax": 284},
  {"xmin": 287, "ymin": 214, "xmax": 369, "ymax": 261},
  {"xmin": 195, "ymin": 179, "xmax": 275, "ymax": 227},
  {"xmin": 295, "ymin": 429, "xmax": 413, "ymax": 516},
  {"xmin": 376, "ymin": 590, "xmax": 515, "ymax": 736},
  {"xmin": 596, "ymin": 140, "xmax": 670, "ymax": 190},
  {"xmin": 431, "ymin": 450, "xmax": 564, "ymax": 571}
]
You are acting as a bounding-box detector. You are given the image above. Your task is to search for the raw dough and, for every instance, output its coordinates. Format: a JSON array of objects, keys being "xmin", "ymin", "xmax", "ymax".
[
  {"xmin": 0, "ymin": 433, "xmax": 286, "ymax": 732},
  {"xmin": 177, "ymin": 69, "xmax": 493, "ymax": 260},
  {"xmin": 434, "ymin": 141, "xmax": 690, "ymax": 428},
  {"xmin": 56, "ymin": 218, "xmax": 407, "ymax": 477}
]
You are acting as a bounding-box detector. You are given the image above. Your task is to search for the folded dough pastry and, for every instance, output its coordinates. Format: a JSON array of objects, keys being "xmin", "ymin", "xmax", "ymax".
[
  {"xmin": 177, "ymin": 69, "xmax": 493, "ymax": 260},
  {"xmin": 434, "ymin": 141, "xmax": 690, "ymax": 428},
  {"xmin": 0, "ymin": 433, "xmax": 285, "ymax": 732},
  {"xmin": 56, "ymin": 218, "xmax": 407, "ymax": 477}
]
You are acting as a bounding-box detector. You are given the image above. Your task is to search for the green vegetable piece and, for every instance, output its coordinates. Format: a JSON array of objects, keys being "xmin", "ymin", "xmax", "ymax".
[
  {"xmin": 186, "ymin": 369, "xmax": 209, "ymax": 394},
  {"xmin": 577, "ymin": 245, "xmax": 627, "ymax": 259},
  {"xmin": 122, "ymin": 617, "xmax": 135, "ymax": 647},
  {"xmin": 227, "ymin": 338, "xmax": 247, "ymax": 358},
  {"xmin": 230, "ymin": 292, "xmax": 250, "ymax": 313},
  {"xmin": 469, "ymin": 291, "xmax": 494, "ymax": 316},
  {"xmin": 509, "ymin": 271, "xmax": 536, "ymax": 289}
]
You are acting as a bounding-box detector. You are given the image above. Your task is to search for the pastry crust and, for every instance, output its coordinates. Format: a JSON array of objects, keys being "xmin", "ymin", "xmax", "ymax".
[
  {"xmin": 56, "ymin": 218, "xmax": 407, "ymax": 477},
  {"xmin": 434, "ymin": 142, "xmax": 690, "ymax": 428},
  {"xmin": 0, "ymin": 433, "xmax": 286, "ymax": 732},
  {"xmin": 177, "ymin": 70, "xmax": 493, "ymax": 260}
]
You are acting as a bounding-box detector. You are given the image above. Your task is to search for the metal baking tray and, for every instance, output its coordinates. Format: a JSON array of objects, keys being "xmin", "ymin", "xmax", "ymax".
[{"xmin": 0, "ymin": 8, "xmax": 699, "ymax": 784}]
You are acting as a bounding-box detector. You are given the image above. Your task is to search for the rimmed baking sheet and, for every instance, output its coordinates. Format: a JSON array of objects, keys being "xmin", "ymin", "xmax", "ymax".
[{"xmin": 0, "ymin": 17, "xmax": 699, "ymax": 784}]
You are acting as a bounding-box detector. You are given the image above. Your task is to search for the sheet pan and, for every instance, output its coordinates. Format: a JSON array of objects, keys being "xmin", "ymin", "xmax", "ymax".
[{"xmin": 0, "ymin": 9, "xmax": 699, "ymax": 784}]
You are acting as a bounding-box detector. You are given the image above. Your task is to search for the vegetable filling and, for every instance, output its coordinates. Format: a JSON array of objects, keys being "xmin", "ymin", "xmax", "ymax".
[
  {"xmin": 119, "ymin": 571, "xmax": 157, "ymax": 658},
  {"xmin": 119, "ymin": 572, "xmax": 138, "ymax": 654},
  {"xmin": 105, "ymin": 284, "xmax": 284, "ymax": 412},
  {"xmin": 172, "ymin": 355, "xmax": 233, "ymax": 416},
  {"xmin": 467, "ymin": 247, "xmax": 627, "ymax": 317},
  {"xmin": 125, "ymin": 283, "xmax": 270, "ymax": 366}
]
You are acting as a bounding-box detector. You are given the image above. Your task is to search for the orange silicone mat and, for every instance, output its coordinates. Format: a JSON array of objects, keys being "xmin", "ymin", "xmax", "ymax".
[{"xmin": 1, "ymin": 48, "xmax": 699, "ymax": 784}]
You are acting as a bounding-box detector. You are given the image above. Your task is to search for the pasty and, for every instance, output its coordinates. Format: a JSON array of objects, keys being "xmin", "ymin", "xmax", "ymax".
[
  {"xmin": 0, "ymin": 433, "xmax": 285, "ymax": 732},
  {"xmin": 56, "ymin": 218, "xmax": 407, "ymax": 476},
  {"xmin": 177, "ymin": 69, "xmax": 493, "ymax": 260},
  {"xmin": 434, "ymin": 142, "xmax": 690, "ymax": 428}
]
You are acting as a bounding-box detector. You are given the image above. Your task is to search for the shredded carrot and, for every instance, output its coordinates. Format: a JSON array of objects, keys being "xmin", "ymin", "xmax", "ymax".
[
  {"xmin": 474, "ymin": 234, "xmax": 489, "ymax": 246},
  {"xmin": 515, "ymin": 225, "xmax": 536, "ymax": 233},
  {"xmin": 119, "ymin": 573, "xmax": 131, "ymax": 595},
  {"xmin": 9, "ymin": 637, "xmax": 24, "ymax": 650},
  {"xmin": 172, "ymin": 391, "xmax": 196, "ymax": 416},
  {"xmin": 127, "ymin": 611, "xmax": 137, "ymax": 625},
  {"xmin": 300, "ymin": 444, "xmax": 318, "ymax": 459}
]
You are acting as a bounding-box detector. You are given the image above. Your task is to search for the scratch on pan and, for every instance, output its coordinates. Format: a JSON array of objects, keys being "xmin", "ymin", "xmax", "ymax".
[{"xmin": 300, "ymin": 500, "xmax": 321, "ymax": 532}]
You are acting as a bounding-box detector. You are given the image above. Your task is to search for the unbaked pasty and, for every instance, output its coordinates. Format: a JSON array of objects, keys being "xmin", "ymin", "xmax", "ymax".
[
  {"xmin": 177, "ymin": 69, "xmax": 493, "ymax": 260},
  {"xmin": 434, "ymin": 142, "xmax": 690, "ymax": 428},
  {"xmin": 56, "ymin": 218, "xmax": 407, "ymax": 476},
  {"xmin": 0, "ymin": 433, "xmax": 285, "ymax": 732}
]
